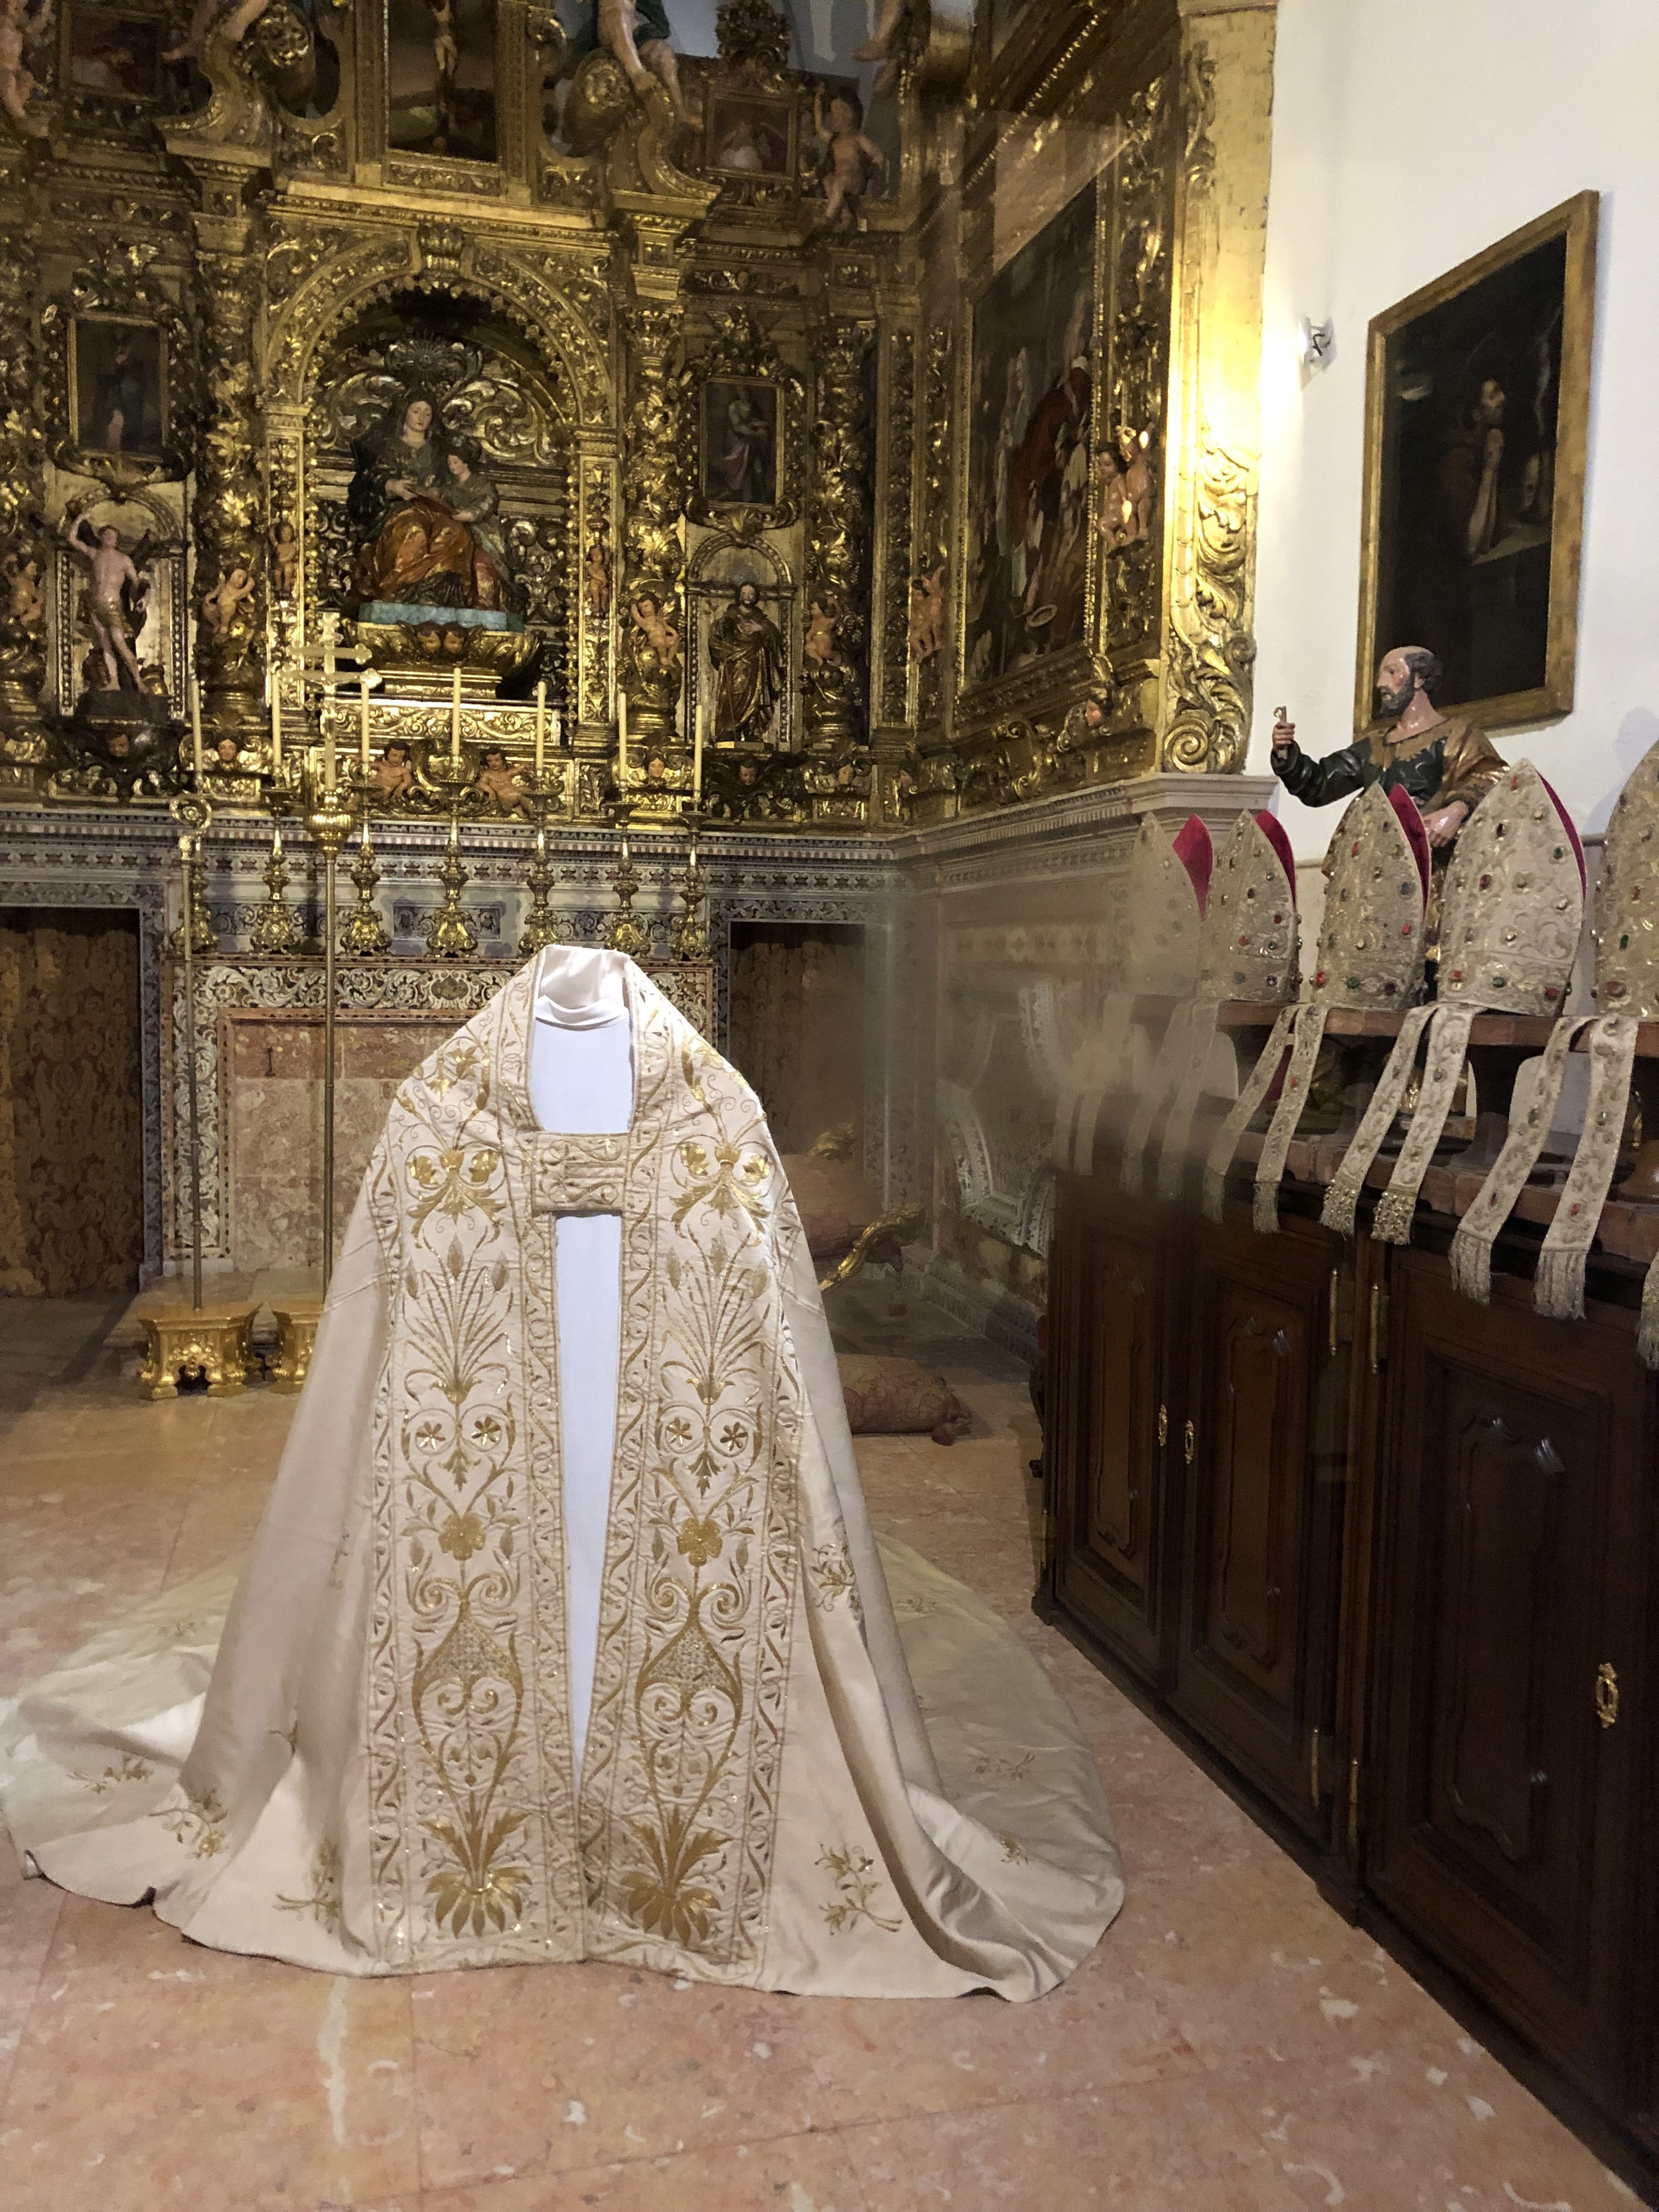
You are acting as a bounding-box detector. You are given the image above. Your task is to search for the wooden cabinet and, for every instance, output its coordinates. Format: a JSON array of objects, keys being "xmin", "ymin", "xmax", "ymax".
[
  {"xmin": 1047, "ymin": 1177, "xmax": 1181, "ymax": 1684},
  {"xmin": 1044, "ymin": 1166, "xmax": 1657, "ymax": 2189},
  {"xmin": 1171, "ymin": 1209, "xmax": 1350, "ymax": 1845},
  {"xmin": 1366, "ymin": 1250, "xmax": 1651, "ymax": 2112}
]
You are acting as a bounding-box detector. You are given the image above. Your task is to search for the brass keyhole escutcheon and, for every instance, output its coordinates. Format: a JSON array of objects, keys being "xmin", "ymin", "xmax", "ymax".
[
  {"xmin": 1595, "ymin": 1662, "xmax": 1619, "ymax": 1729},
  {"xmin": 1157, "ymin": 1404, "xmax": 1168, "ymax": 1447},
  {"xmin": 1183, "ymin": 1418, "xmax": 1195, "ymax": 1465}
]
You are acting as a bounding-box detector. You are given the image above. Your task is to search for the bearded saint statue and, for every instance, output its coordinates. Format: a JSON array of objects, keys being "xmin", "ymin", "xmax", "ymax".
[{"xmin": 708, "ymin": 579, "xmax": 785, "ymax": 747}]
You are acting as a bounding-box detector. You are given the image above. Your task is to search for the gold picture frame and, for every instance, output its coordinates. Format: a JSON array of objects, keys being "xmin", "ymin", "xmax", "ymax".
[
  {"xmin": 954, "ymin": 173, "xmax": 1107, "ymax": 735},
  {"xmin": 69, "ymin": 313, "xmax": 169, "ymax": 458},
  {"xmin": 1354, "ymin": 190, "xmax": 1598, "ymax": 735}
]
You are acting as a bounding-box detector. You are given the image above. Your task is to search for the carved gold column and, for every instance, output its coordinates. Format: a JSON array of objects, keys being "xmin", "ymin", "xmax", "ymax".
[
  {"xmin": 188, "ymin": 175, "xmax": 267, "ymax": 745},
  {"xmin": 618, "ymin": 296, "xmax": 687, "ymax": 747},
  {"xmin": 1159, "ymin": 1, "xmax": 1277, "ymax": 773},
  {"xmin": 804, "ymin": 315, "xmax": 875, "ymax": 754},
  {"xmin": 0, "ymin": 210, "xmax": 47, "ymax": 759}
]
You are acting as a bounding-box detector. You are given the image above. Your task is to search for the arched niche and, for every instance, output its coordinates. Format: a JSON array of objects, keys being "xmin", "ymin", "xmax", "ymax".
[{"xmin": 296, "ymin": 287, "xmax": 582, "ymax": 707}]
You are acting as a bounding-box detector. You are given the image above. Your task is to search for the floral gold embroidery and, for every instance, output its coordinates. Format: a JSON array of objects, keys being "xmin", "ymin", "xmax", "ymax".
[
  {"xmin": 810, "ymin": 1540, "xmax": 861, "ymax": 1617},
  {"xmin": 405, "ymin": 1145, "xmax": 503, "ymax": 1240},
  {"xmin": 74, "ymin": 1752, "xmax": 154, "ymax": 1795},
  {"xmin": 151, "ymin": 1781, "xmax": 228, "ymax": 1858},
  {"xmin": 276, "ymin": 1839, "xmax": 343, "ymax": 1933},
  {"xmin": 818, "ymin": 1844, "xmax": 902, "ymax": 1935},
  {"xmin": 1000, "ymin": 1835, "xmax": 1031, "ymax": 1865}
]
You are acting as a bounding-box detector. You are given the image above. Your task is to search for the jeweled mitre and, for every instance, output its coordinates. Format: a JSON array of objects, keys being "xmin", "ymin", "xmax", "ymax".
[
  {"xmin": 1439, "ymin": 762, "xmax": 1584, "ymax": 1015},
  {"xmin": 1307, "ymin": 781, "xmax": 1430, "ymax": 1010},
  {"xmin": 1195, "ymin": 810, "xmax": 1298, "ymax": 1004}
]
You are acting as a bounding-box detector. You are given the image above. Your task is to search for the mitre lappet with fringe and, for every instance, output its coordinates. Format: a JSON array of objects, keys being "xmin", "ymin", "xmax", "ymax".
[
  {"xmin": 1204, "ymin": 781, "xmax": 1431, "ymax": 1232},
  {"xmin": 1450, "ymin": 738, "xmax": 1659, "ymax": 1357},
  {"xmin": 1321, "ymin": 763, "xmax": 1584, "ymax": 1246}
]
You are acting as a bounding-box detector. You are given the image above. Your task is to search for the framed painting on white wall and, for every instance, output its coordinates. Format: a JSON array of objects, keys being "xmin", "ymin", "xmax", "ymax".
[{"xmin": 1355, "ymin": 191, "xmax": 1598, "ymax": 735}]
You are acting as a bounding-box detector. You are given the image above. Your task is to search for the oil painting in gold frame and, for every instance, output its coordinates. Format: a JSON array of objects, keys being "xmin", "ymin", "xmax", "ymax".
[{"xmin": 1355, "ymin": 190, "xmax": 1597, "ymax": 734}]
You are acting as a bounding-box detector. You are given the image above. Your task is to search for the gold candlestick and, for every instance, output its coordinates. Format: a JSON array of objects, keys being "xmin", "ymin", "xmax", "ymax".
[
  {"xmin": 248, "ymin": 796, "xmax": 304, "ymax": 956},
  {"xmin": 340, "ymin": 774, "xmax": 390, "ymax": 956},
  {"xmin": 426, "ymin": 810, "xmax": 478, "ymax": 958},
  {"xmin": 518, "ymin": 767, "xmax": 565, "ymax": 957},
  {"xmin": 670, "ymin": 822, "xmax": 709, "ymax": 962},
  {"xmin": 168, "ymin": 792, "xmax": 218, "ymax": 958},
  {"xmin": 602, "ymin": 800, "xmax": 652, "ymax": 960}
]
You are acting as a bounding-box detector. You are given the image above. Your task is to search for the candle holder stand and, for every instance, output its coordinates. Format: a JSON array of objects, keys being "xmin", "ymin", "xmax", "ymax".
[
  {"xmin": 602, "ymin": 802, "xmax": 653, "ymax": 961},
  {"xmin": 518, "ymin": 768, "xmax": 566, "ymax": 956},
  {"xmin": 248, "ymin": 790, "xmax": 305, "ymax": 955},
  {"xmin": 339, "ymin": 772, "xmax": 390, "ymax": 956},
  {"xmin": 426, "ymin": 794, "xmax": 478, "ymax": 959},
  {"xmin": 168, "ymin": 800, "xmax": 218, "ymax": 958},
  {"xmin": 670, "ymin": 823, "xmax": 709, "ymax": 962}
]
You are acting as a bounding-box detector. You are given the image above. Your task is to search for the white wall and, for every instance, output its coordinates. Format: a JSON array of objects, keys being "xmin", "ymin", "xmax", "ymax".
[{"xmin": 1250, "ymin": 0, "xmax": 1659, "ymax": 859}]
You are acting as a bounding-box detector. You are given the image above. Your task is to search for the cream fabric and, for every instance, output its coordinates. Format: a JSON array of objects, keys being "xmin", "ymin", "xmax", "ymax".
[{"xmin": 1, "ymin": 949, "xmax": 1122, "ymax": 2001}]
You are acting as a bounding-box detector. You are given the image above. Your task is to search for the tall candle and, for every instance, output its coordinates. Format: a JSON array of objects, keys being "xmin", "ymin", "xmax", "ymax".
[
  {"xmin": 693, "ymin": 691, "xmax": 705, "ymax": 807},
  {"xmin": 321, "ymin": 613, "xmax": 338, "ymax": 794},
  {"xmin": 534, "ymin": 679, "xmax": 546, "ymax": 777},
  {"xmin": 323, "ymin": 701, "xmax": 336, "ymax": 796},
  {"xmin": 358, "ymin": 672, "xmax": 371, "ymax": 771},
  {"xmin": 190, "ymin": 678, "xmax": 203, "ymax": 780},
  {"xmin": 269, "ymin": 667, "xmax": 281, "ymax": 773},
  {"xmin": 272, "ymin": 824, "xmax": 283, "ymax": 860},
  {"xmin": 617, "ymin": 688, "xmax": 628, "ymax": 780},
  {"xmin": 451, "ymin": 666, "xmax": 462, "ymax": 766},
  {"xmin": 321, "ymin": 612, "xmax": 336, "ymax": 693}
]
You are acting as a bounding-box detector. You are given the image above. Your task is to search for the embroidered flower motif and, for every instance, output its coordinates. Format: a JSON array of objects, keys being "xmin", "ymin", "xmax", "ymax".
[
  {"xmin": 439, "ymin": 1511, "xmax": 486, "ymax": 1561},
  {"xmin": 818, "ymin": 1844, "xmax": 902, "ymax": 1935}
]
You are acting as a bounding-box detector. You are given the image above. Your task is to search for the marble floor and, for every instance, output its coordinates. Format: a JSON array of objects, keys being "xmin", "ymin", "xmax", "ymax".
[{"xmin": 0, "ymin": 1290, "xmax": 1646, "ymax": 2212}]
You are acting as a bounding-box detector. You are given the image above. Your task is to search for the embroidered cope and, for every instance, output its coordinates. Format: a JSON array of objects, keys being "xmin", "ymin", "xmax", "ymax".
[{"xmin": 1, "ymin": 950, "xmax": 1122, "ymax": 2000}]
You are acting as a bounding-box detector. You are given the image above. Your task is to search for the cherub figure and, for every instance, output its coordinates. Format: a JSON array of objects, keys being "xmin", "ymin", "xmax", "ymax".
[
  {"xmin": 201, "ymin": 564, "xmax": 255, "ymax": 639},
  {"xmin": 630, "ymin": 590, "xmax": 681, "ymax": 666},
  {"xmin": 0, "ymin": 0, "xmax": 52, "ymax": 135},
  {"xmin": 583, "ymin": 540, "xmax": 611, "ymax": 620},
  {"xmin": 269, "ymin": 520, "xmax": 299, "ymax": 599},
  {"xmin": 375, "ymin": 739, "xmax": 415, "ymax": 800},
  {"xmin": 1118, "ymin": 426, "xmax": 1155, "ymax": 543},
  {"xmin": 2, "ymin": 549, "xmax": 44, "ymax": 630},
  {"xmin": 594, "ymin": 0, "xmax": 699, "ymax": 125},
  {"xmin": 63, "ymin": 515, "xmax": 149, "ymax": 692},
  {"xmin": 472, "ymin": 745, "xmax": 528, "ymax": 815},
  {"xmin": 804, "ymin": 598, "xmax": 839, "ymax": 667},
  {"xmin": 908, "ymin": 563, "xmax": 946, "ymax": 663},
  {"xmin": 811, "ymin": 86, "xmax": 886, "ymax": 229}
]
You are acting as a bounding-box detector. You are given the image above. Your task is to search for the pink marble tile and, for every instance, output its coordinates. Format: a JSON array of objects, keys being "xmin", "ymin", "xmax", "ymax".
[
  {"xmin": 0, "ymin": 1856, "xmax": 63, "ymax": 2112},
  {"xmin": 419, "ymin": 2124, "xmax": 872, "ymax": 2211},
  {"xmin": 840, "ymin": 2074, "xmax": 1294, "ymax": 2211},
  {"xmin": 411, "ymin": 1959, "xmax": 830, "ymax": 2191},
  {"xmin": 0, "ymin": 1895, "xmax": 417, "ymax": 2212},
  {"xmin": 1240, "ymin": 2040, "xmax": 1638, "ymax": 2212}
]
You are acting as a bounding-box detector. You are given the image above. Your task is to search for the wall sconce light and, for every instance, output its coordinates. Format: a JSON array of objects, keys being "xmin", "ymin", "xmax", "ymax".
[{"xmin": 1298, "ymin": 315, "xmax": 1336, "ymax": 372}]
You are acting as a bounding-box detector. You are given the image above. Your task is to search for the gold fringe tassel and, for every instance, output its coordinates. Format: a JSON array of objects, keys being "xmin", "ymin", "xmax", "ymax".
[
  {"xmin": 1319, "ymin": 1005, "xmax": 1437, "ymax": 1240},
  {"xmin": 1200, "ymin": 1005, "xmax": 1299, "ymax": 1226}
]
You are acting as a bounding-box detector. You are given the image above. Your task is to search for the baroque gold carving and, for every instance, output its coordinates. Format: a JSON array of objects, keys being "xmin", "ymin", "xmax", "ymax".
[{"xmin": 802, "ymin": 315, "xmax": 873, "ymax": 752}]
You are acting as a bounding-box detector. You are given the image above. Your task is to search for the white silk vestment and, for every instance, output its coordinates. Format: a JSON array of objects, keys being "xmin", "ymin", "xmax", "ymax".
[{"xmin": 1, "ymin": 949, "xmax": 1123, "ymax": 1999}]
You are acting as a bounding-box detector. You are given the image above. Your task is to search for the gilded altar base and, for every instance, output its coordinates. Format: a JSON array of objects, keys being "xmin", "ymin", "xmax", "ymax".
[{"xmin": 133, "ymin": 1301, "xmax": 259, "ymax": 1401}]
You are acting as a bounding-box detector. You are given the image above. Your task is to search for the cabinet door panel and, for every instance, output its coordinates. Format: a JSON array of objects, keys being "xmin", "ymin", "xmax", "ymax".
[
  {"xmin": 1368, "ymin": 1252, "xmax": 1642, "ymax": 2105},
  {"xmin": 1049, "ymin": 1179, "xmax": 1180, "ymax": 1682},
  {"xmin": 1173, "ymin": 1211, "xmax": 1347, "ymax": 1841}
]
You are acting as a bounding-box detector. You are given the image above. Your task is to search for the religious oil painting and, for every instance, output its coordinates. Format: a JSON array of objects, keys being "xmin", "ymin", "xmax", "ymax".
[
  {"xmin": 701, "ymin": 378, "xmax": 780, "ymax": 510},
  {"xmin": 1358, "ymin": 190, "xmax": 1597, "ymax": 732},
  {"xmin": 72, "ymin": 317, "xmax": 167, "ymax": 455},
  {"xmin": 962, "ymin": 179, "xmax": 1095, "ymax": 692},
  {"xmin": 68, "ymin": 4, "xmax": 162, "ymax": 97},
  {"xmin": 386, "ymin": 0, "xmax": 496, "ymax": 163},
  {"xmin": 705, "ymin": 89, "xmax": 790, "ymax": 177}
]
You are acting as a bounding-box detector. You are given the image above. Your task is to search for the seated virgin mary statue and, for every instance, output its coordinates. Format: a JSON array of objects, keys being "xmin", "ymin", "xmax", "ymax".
[
  {"xmin": 0, "ymin": 950, "xmax": 1121, "ymax": 1998},
  {"xmin": 347, "ymin": 393, "xmax": 510, "ymax": 615}
]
